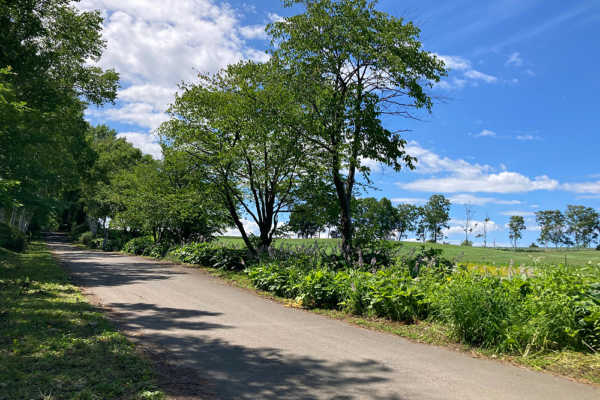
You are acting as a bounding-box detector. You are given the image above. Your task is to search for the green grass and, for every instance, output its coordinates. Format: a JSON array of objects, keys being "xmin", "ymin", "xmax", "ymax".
[
  {"xmin": 218, "ymin": 236, "xmax": 600, "ymax": 267},
  {"xmin": 0, "ymin": 243, "xmax": 164, "ymax": 400}
]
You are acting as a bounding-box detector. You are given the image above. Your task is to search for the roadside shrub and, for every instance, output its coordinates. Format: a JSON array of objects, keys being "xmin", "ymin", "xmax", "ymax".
[
  {"xmin": 247, "ymin": 262, "xmax": 304, "ymax": 298},
  {"xmin": 70, "ymin": 223, "xmax": 89, "ymax": 241},
  {"xmin": 367, "ymin": 269, "xmax": 428, "ymax": 322},
  {"xmin": 123, "ymin": 236, "xmax": 154, "ymax": 255},
  {"xmin": 401, "ymin": 247, "xmax": 454, "ymax": 278},
  {"xmin": 434, "ymin": 265, "xmax": 600, "ymax": 354},
  {"xmin": 171, "ymin": 242, "xmax": 248, "ymax": 270},
  {"xmin": 146, "ymin": 242, "xmax": 171, "ymax": 259},
  {"xmin": 436, "ymin": 272, "xmax": 519, "ymax": 348},
  {"xmin": 78, "ymin": 231, "xmax": 94, "ymax": 246},
  {"xmin": 0, "ymin": 222, "xmax": 26, "ymax": 252},
  {"xmin": 295, "ymin": 267, "xmax": 347, "ymax": 309}
]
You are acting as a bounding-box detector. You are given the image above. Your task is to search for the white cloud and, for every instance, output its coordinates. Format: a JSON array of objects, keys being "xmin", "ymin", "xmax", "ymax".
[
  {"xmin": 475, "ymin": 129, "xmax": 496, "ymax": 138},
  {"xmin": 239, "ymin": 24, "xmax": 268, "ymax": 40},
  {"xmin": 516, "ymin": 134, "xmax": 542, "ymax": 141},
  {"xmin": 220, "ymin": 219, "xmax": 260, "ymax": 237},
  {"xmin": 116, "ymin": 132, "xmax": 162, "ymax": 159},
  {"xmin": 400, "ymin": 142, "xmax": 560, "ymax": 194},
  {"xmin": 89, "ymin": 103, "xmax": 169, "ymax": 130},
  {"xmin": 437, "ymin": 55, "xmax": 471, "ymax": 71},
  {"xmin": 268, "ymin": 13, "xmax": 285, "ymax": 23},
  {"xmin": 562, "ymin": 181, "xmax": 600, "ymax": 194},
  {"xmin": 448, "ymin": 194, "xmax": 521, "ymax": 206},
  {"xmin": 77, "ymin": 0, "xmax": 269, "ymax": 131},
  {"xmin": 506, "ymin": 52, "xmax": 523, "ymax": 67},
  {"xmin": 444, "ymin": 218, "xmax": 502, "ymax": 237},
  {"xmin": 464, "ymin": 69, "xmax": 498, "ymax": 83},
  {"xmin": 118, "ymin": 84, "xmax": 174, "ymax": 112},
  {"xmin": 405, "ymin": 141, "xmax": 490, "ymax": 176},
  {"xmin": 435, "ymin": 54, "xmax": 497, "ymax": 89},
  {"xmin": 391, "ymin": 197, "xmax": 427, "ymax": 205},
  {"xmin": 500, "ymin": 210, "xmax": 535, "ymax": 217},
  {"xmin": 403, "ymin": 172, "xmax": 558, "ymax": 194}
]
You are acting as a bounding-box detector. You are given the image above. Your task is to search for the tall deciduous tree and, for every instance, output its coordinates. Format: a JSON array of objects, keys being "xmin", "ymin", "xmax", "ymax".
[
  {"xmin": 422, "ymin": 194, "xmax": 451, "ymax": 243},
  {"xmin": 565, "ymin": 205, "xmax": 599, "ymax": 248},
  {"xmin": 508, "ymin": 215, "xmax": 526, "ymax": 249},
  {"xmin": 536, "ymin": 210, "xmax": 567, "ymax": 248},
  {"xmin": 394, "ymin": 203, "xmax": 419, "ymax": 240},
  {"xmin": 269, "ymin": 0, "xmax": 446, "ymax": 261},
  {"xmin": 160, "ymin": 61, "xmax": 306, "ymax": 254},
  {"xmin": 0, "ymin": 0, "xmax": 118, "ymax": 226},
  {"xmin": 111, "ymin": 150, "xmax": 229, "ymax": 243},
  {"xmin": 353, "ymin": 197, "xmax": 397, "ymax": 244}
]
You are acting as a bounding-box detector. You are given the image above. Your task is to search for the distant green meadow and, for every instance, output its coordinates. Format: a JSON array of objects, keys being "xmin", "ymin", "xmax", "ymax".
[{"xmin": 217, "ymin": 237, "xmax": 600, "ymax": 267}]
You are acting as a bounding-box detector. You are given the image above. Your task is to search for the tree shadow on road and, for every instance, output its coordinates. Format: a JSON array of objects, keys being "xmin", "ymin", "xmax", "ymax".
[
  {"xmin": 108, "ymin": 302, "xmax": 407, "ymax": 400},
  {"xmin": 47, "ymin": 239, "xmax": 188, "ymax": 288}
]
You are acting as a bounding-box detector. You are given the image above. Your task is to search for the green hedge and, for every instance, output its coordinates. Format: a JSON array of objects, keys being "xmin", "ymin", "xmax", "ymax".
[
  {"xmin": 170, "ymin": 242, "xmax": 248, "ymax": 270},
  {"xmin": 0, "ymin": 222, "xmax": 26, "ymax": 252}
]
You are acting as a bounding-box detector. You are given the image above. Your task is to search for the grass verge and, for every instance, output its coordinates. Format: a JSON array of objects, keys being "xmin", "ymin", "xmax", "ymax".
[{"xmin": 0, "ymin": 243, "xmax": 164, "ymax": 400}]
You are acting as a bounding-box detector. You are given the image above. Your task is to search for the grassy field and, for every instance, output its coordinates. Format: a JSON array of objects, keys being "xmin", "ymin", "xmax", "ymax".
[
  {"xmin": 0, "ymin": 243, "xmax": 163, "ymax": 399},
  {"xmin": 218, "ymin": 237, "xmax": 600, "ymax": 267}
]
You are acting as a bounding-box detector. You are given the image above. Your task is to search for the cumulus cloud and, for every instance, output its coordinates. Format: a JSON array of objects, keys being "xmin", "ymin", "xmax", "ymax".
[
  {"xmin": 239, "ymin": 24, "xmax": 268, "ymax": 40},
  {"xmin": 77, "ymin": 0, "xmax": 270, "ymax": 132},
  {"xmin": 391, "ymin": 197, "xmax": 427, "ymax": 205},
  {"xmin": 399, "ymin": 142, "xmax": 560, "ymax": 194},
  {"xmin": 500, "ymin": 210, "xmax": 535, "ymax": 217},
  {"xmin": 220, "ymin": 219, "xmax": 260, "ymax": 237},
  {"xmin": 435, "ymin": 54, "xmax": 497, "ymax": 89},
  {"xmin": 464, "ymin": 69, "xmax": 498, "ymax": 83},
  {"xmin": 443, "ymin": 218, "xmax": 502, "ymax": 237},
  {"xmin": 403, "ymin": 172, "xmax": 558, "ymax": 194},
  {"xmin": 448, "ymin": 194, "xmax": 521, "ymax": 206},
  {"xmin": 562, "ymin": 181, "xmax": 600, "ymax": 194},
  {"xmin": 116, "ymin": 132, "xmax": 162, "ymax": 159},
  {"xmin": 475, "ymin": 129, "xmax": 496, "ymax": 138}
]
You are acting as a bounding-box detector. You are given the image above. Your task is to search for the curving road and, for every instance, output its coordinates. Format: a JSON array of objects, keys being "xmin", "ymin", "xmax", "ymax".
[{"xmin": 47, "ymin": 235, "xmax": 599, "ymax": 400}]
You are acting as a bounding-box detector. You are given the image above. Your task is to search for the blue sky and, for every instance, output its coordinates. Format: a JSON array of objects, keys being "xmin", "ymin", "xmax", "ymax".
[{"xmin": 80, "ymin": 0, "xmax": 600, "ymax": 246}]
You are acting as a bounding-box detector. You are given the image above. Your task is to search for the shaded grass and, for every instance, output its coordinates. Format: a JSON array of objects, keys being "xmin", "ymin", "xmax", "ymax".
[
  {"xmin": 217, "ymin": 236, "xmax": 600, "ymax": 267},
  {"xmin": 0, "ymin": 243, "xmax": 164, "ymax": 400}
]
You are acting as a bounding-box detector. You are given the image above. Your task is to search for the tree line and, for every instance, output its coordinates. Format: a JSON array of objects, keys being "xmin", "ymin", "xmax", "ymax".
[{"xmin": 3, "ymin": 0, "xmax": 598, "ymax": 259}]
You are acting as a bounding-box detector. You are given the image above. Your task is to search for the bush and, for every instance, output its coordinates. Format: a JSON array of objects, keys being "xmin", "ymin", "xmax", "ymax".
[
  {"xmin": 78, "ymin": 231, "xmax": 94, "ymax": 246},
  {"xmin": 146, "ymin": 242, "xmax": 171, "ymax": 259},
  {"xmin": 461, "ymin": 240, "xmax": 473, "ymax": 247},
  {"xmin": 434, "ymin": 266, "xmax": 600, "ymax": 354},
  {"xmin": 170, "ymin": 242, "xmax": 248, "ymax": 270},
  {"xmin": 0, "ymin": 222, "xmax": 26, "ymax": 252},
  {"xmin": 123, "ymin": 236, "xmax": 154, "ymax": 255},
  {"xmin": 70, "ymin": 223, "xmax": 89, "ymax": 241},
  {"xmin": 367, "ymin": 269, "xmax": 428, "ymax": 322},
  {"xmin": 401, "ymin": 247, "xmax": 454, "ymax": 278},
  {"xmin": 436, "ymin": 272, "xmax": 520, "ymax": 348},
  {"xmin": 247, "ymin": 262, "xmax": 304, "ymax": 298}
]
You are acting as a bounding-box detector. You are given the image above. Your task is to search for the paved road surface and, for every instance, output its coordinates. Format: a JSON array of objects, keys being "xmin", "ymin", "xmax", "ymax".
[{"xmin": 47, "ymin": 235, "xmax": 599, "ymax": 400}]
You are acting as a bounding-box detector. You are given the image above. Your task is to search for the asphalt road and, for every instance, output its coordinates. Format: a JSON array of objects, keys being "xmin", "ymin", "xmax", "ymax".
[{"xmin": 48, "ymin": 236, "xmax": 599, "ymax": 400}]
